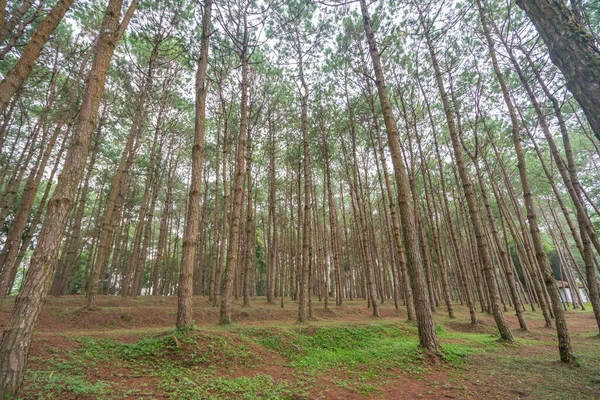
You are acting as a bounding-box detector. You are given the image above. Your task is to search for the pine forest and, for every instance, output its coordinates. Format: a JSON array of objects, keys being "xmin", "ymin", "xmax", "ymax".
[{"xmin": 0, "ymin": 0, "xmax": 600, "ymax": 398}]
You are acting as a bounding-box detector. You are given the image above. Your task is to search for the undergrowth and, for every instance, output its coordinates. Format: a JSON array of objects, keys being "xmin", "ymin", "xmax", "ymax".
[{"xmin": 22, "ymin": 321, "xmax": 497, "ymax": 399}]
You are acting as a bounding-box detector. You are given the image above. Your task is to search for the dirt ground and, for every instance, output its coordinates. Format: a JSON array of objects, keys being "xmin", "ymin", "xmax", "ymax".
[{"xmin": 1, "ymin": 295, "xmax": 599, "ymax": 399}]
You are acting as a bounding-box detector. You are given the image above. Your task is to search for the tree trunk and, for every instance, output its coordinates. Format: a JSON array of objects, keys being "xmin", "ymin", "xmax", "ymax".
[
  {"xmin": 418, "ymin": 2, "xmax": 513, "ymax": 342},
  {"xmin": 477, "ymin": 0, "xmax": 572, "ymax": 360},
  {"xmin": 360, "ymin": 0, "xmax": 439, "ymax": 351},
  {"xmin": 219, "ymin": 19, "xmax": 249, "ymax": 325},
  {"xmin": 176, "ymin": 0, "xmax": 212, "ymax": 327},
  {"xmin": 0, "ymin": 0, "xmax": 74, "ymax": 115},
  {"xmin": 0, "ymin": 0, "xmax": 138, "ymax": 396},
  {"xmin": 515, "ymin": 0, "xmax": 600, "ymax": 142}
]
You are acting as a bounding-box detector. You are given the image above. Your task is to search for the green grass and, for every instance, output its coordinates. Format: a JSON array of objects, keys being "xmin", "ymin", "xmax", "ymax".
[
  {"xmin": 20, "ymin": 321, "xmax": 512, "ymax": 399},
  {"xmin": 158, "ymin": 370, "xmax": 300, "ymax": 400},
  {"xmin": 26, "ymin": 367, "xmax": 114, "ymax": 399}
]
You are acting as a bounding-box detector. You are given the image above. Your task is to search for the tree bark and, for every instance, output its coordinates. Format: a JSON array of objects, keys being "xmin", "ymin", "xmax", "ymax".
[
  {"xmin": 515, "ymin": 0, "xmax": 600, "ymax": 142},
  {"xmin": 175, "ymin": 0, "xmax": 212, "ymax": 328},
  {"xmin": 0, "ymin": 0, "xmax": 138, "ymax": 396},
  {"xmin": 417, "ymin": 2, "xmax": 514, "ymax": 342},
  {"xmin": 219, "ymin": 16, "xmax": 249, "ymax": 325},
  {"xmin": 359, "ymin": 0, "xmax": 439, "ymax": 351},
  {"xmin": 477, "ymin": 0, "xmax": 572, "ymax": 359},
  {"xmin": 0, "ymin": 0, "xmax": 75, "ymax": 116}
]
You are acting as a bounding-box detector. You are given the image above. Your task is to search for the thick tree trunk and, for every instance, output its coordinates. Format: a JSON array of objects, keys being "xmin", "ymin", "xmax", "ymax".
[
  {"xmin": 50, "ymin": 114, "xmax": 103, "ymax": 296},
  {"xmin": 0, "ymin": 1, "xmax": 137, "ymax": 396},
  {"xmin": 176, "ymin": 0, "xmax": 212, "ymax": 328},
  {"xmin": 515, "ymin": 0, "xmax": 600, "ymax": 142}
]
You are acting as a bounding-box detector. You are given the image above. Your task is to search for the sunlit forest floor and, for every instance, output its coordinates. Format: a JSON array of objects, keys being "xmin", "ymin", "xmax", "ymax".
[{"xmin": 1, "ymin": 295, "xmax": 598, "ymax": 399}]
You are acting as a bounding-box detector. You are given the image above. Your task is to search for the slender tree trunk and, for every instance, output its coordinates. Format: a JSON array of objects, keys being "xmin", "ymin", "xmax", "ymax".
[
  {"xmin": 242, "ymin": 116, "xmax": 254, "ymax": 308},
  {"xmin": 296, "ymin": 29, "xmax": 312, "ymax": 323},
  {"xmin": 267, "ymin": 109, "xmax": 277, "ymax": 304},
  {"xmin": 219, "ymin": 21, "xmax": 249, "ymax": 325},
  {"xmin": 360, "ymin": 0, "xmax": 439, "ymax": 351},
  {"xmin": 213, "ymin": 88, "xmax": 230, "ymax": 307},
  {"xmin": 477, "ymin": 0, "xmax": 572, "ymax": 359},
  {"xmin": 0, "ymin": 0, "xmax": 74, "ymax": 116},
  {"xmin": 418, "ymin": 3, "xmax": 513, "ymax": 342},
  {"xmin": 0, "ymin": 0, "xmax": 34, "ymax": 48}
]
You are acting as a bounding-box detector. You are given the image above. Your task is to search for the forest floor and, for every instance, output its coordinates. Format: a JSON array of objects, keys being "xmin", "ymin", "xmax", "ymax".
[{"xmin": 1, "ymin": 295, "xmax": 599, "ymax": 399}]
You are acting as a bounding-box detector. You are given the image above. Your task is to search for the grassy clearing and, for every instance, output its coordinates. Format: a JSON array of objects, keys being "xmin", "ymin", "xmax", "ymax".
[
  {"xmin": 22, "ymin": 321, "xmax": 500, "ymax": 399},
  {"xmin": 18, "ymin": 301, "xmax": 600, "ymax": 399}
]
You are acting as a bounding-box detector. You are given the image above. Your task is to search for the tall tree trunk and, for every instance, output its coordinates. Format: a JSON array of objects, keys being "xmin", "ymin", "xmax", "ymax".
[
  {"xmin": 176, "ymin": 0, "xmax": 212, "ymax": 328},
  {"xmin": 0, "ymin": 0, "xmax": 74, "ymax": 115},
  {"xmin": 515, "ymin": 0, "xmax": 600, "ymax": 142},
  {"xmin": 318, "ymin": 110, "xmax": 343, "ymax": 307},
  {"xmin": 0, "ymin": 124, "xmax": 65, "ymax": 296},
  {"xmin": 0, "ymin": 0, "xmax": 138, "ymax": 396},
  {"xmin": 359, "ymin": 0, "xmax": 439, "ymax": 351},
  {"xmin": 219, "ymin": 18, "xmax": 249, "ymax": 325},
  {"xmin": 267, "ymin": 109, "xmax": 277, "ymax": 304},
  {"xmin": 50, "ymin": 111, "xmax": 103, "ymax": 297},
  {"xmin": 154, "ymin": 161, "xmax": 175, "ymax": 295},
  {"xmin": 90, "ymin": 104, "xmax": 142, "ymax": 303},
  {"xmin": 361, "ymin": 52, "xmax": 414, "ymax": 317},
  {"xmin": 417, "ymin": 2, "xmax": 513, "ymax": 342},
  {"xmin": 297, "ymin": 30, "xmax": 312, "ymax": 324},
  {"xmin": 212, "ymin": 86, "xmax": 230, "ymax": 307},
  {"xmin": 242, "ymin": 145, "xmax": 253, "ymax": 308},
  {"xmin": 477, "ymin": 0, "xmax": 572, "ymax": 360}
]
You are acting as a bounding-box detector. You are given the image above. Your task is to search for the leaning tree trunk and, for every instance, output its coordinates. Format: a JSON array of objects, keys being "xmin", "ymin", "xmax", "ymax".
[
  {"xmin": 360, "ymin": 50, "xmax": 415, "ymax": 318},
  {"xmin": 477, "ymin": 0, "xmax": 572, "ymax": 361},
  {"xmin": 0, "ymin": 0, "xmax": 75, "ymax": 116},
  {"xmin": 418, "ymin": 2, "xmax": 514, "ymax": 342},
  {"xmin": 515, "ymin": 0, "xmax": 600, "ymax": 142},
  {"xmin": 0, "ymin": 0, "xmax": 34, "ymax": 48},
  {"xmin": 0, "ymin": 1, "xmax": 138, "ymax": 397},
  {"xmin": 89, "ymin": 92, "xmax": 144, "ymax": 306},
  {"xmin": 359, "ymin": 0, "xmax": 439, "ymax": 352}
]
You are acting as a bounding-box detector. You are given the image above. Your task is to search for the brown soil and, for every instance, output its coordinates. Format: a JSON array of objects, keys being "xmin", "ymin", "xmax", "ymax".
[{"xmin": 2, "ymin": 295, "xmax": 599, "ymax": 399}]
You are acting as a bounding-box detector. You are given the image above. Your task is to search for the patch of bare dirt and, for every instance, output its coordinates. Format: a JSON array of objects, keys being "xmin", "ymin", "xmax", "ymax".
[{"xmin": 445, "ymin": 320, "xmax": 494, "ymax": 334}]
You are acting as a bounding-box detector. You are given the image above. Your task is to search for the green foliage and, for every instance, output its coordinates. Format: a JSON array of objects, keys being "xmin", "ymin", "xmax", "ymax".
[
  {"xmin": 26, "ymin": 370, "xmax": 113, "ymax": 399},
  {"xmin": 234, "ymin": 322, "xmax": 481, "ymax": 375},
  {"xmin": 159, "ymin": 372, "xmax": 298, "ymax": 400}
]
